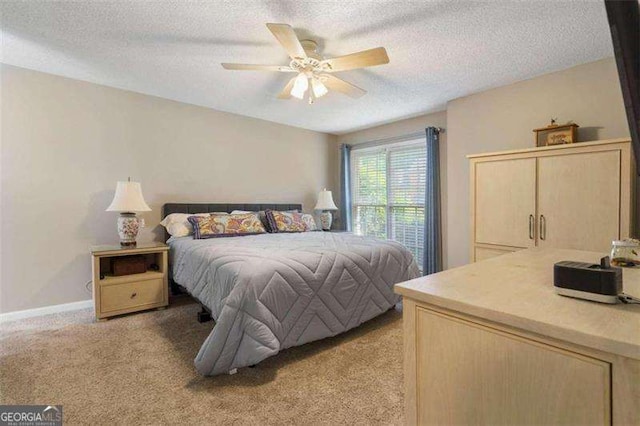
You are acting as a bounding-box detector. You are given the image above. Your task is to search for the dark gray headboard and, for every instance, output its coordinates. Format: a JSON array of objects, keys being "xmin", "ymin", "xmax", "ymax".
[{"xmin": 161, "ymin": 203, "xmax": 302, "ymax": 242}]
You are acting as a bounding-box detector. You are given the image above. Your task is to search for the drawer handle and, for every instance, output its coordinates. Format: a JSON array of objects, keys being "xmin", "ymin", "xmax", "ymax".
[{"xmin": 130, "ymin": 292, "xmax": 137, "ymax": 299}]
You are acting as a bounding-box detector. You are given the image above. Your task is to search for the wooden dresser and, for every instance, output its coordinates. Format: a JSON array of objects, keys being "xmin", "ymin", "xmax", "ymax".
[
  {"xmin": 395, "ymin": 248, "xmax": 640, "ymax": 425},
  {"xmin": 468, "ymin": 139, "xmax": 635, "ymax": 262}
]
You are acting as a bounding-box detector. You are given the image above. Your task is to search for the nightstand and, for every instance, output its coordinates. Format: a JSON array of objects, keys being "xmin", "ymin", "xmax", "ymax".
[{"xmin": 90, "ymin": 242, "xmax": 169, "ymax": 321}]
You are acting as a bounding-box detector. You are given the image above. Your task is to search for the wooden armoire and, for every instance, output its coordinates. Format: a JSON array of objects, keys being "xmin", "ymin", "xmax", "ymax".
[{"xmin": 469, "ymin": 138, "xmax": 635, "ymax": 262}]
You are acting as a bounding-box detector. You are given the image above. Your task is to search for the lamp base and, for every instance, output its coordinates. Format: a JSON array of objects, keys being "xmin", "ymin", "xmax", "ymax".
[
  {"xmin": 319, "ymin": 211, "xmax": 333, "ymax": 231},
  {"xmin": 117, "ymin": 212, "xmax": 141, "ymax": 246}
]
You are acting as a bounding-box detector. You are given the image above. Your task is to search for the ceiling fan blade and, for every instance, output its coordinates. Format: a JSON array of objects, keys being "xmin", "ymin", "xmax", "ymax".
[
  {"xmin": 266, "ymin": 23, "xmax": 307, "ymax": 60},
  {"xmin": 277, "ymin": 76, "xmax": 298, "ymax": 99},
  {"xmin": 320, "ymin": 74, "xmax": 366, "ymax": 98},
  {"xmin": 323, "ymin": 47, "xmax": 389, "ymax": 72},
  {"xmin": 221, "ymin": 63, "xmax": 295, "ymax": 72}
]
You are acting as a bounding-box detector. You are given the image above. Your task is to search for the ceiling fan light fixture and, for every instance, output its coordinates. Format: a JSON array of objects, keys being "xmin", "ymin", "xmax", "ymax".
[
  {"xmin": 311, "ymin": 78, "xmax": 328, "ymax": 98},
  {"xmin": 222, "ymin": 23, "xmax": 390, "ymax": 101},
  {"xmin": 290, "ymin": 73, "xmax": 309, "ymax": 99},
  {"xmin": 290, "ymin": 88, "xmax": 305, "ymax": 100}
]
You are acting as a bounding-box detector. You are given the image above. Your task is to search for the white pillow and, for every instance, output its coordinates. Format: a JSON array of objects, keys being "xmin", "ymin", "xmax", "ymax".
[{"xmin": 160, "ymin": 212, "xmax": 227, "ymax": 237}]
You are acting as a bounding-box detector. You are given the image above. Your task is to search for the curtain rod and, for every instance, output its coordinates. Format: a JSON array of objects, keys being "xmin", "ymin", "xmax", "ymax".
[{"xmin": 349, "ymin": 127, "xmax": 445, "ymax": 150}]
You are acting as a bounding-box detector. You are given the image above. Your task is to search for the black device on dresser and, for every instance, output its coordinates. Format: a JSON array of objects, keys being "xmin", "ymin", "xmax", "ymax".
[{"xmin": 554, "ymin": 257, "xmax": 622, "ymax": 304}]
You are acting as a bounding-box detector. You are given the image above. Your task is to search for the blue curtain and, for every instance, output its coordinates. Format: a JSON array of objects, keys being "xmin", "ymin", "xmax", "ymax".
[
  {"xmin": 424, "ymin": 127, "xmax": 442, "ymax": 275},
  {"xmin": 339, "ymin": 144, "xmax": 352, "ymax": 231}
]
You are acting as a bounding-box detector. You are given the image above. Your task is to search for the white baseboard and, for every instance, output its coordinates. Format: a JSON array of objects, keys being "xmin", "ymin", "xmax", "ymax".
[{"xmin": 0, "ymin": 299, "xmax": 93, "ymax": 323}]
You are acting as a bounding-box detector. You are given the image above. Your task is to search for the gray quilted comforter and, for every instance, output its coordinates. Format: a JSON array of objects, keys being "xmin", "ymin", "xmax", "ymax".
[{"xmin": 169, "ymin": 231, "xmax": 421, "ymax": 376}]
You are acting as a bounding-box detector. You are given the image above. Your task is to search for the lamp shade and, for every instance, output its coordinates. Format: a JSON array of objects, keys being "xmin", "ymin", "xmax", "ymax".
[
  {"xmin": 314, "ymin": 188, "xmax": 338, "ymax": 211},
  {"xmin": 106, "ymin": 181, "xmax": 151, "ymax": 212}
]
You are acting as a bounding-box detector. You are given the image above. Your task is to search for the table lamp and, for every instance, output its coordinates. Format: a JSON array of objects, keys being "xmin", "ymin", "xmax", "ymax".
[
  {"xmin": 314, "ymin": 188, "xmax": 338, "ymax": 231},
  {"xmin": 106, "ymin": 178, "xmax": 151, "ymax": 246}
]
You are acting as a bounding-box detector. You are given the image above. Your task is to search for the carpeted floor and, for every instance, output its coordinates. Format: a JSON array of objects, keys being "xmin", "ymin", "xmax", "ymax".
[{"xmin": 0, "ymin": 298, "xmax": 404, "ymax": 425}]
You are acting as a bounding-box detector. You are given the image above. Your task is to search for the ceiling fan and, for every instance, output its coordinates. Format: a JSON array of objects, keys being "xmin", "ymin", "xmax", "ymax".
[{"xmin": 222, "ymin": 23, "xmax": 390, "ymax": 104}]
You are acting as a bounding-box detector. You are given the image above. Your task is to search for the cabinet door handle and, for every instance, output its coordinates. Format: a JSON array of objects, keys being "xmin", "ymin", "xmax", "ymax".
[
  {"xmin": 540, "ymin": 215, "xmax": 546, "ymax": 240},
  {"xmin": 131, "ymin": 292, "xmax": 137, "ymax": 299},
  {"xmin": 529, "ymin": 214, "xmax": 535, "ymax": 239}
]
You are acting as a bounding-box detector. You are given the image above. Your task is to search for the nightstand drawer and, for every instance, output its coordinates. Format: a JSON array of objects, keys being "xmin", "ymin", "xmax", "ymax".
[{"xmin": 100, "ymin": 278, "xmax": 165, "ymax": 313}]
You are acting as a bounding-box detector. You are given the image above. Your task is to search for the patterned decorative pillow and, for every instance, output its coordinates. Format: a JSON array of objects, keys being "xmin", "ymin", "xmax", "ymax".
[
  {"xmin": 232, "ymin": 209, "xmax": 299, "ymax": 233},
  {"xmin": 160, "ymin": 212, "xmax": 227, "ymax": 237},
  {"xmin": 187, "ymin": 213, "xmax": 266, "ymax": 239},
  {"xmin": 301, "ymin": 213, "xmax": 318, "ymax": 231},
  {"xmin": 265, "ymin": 210, "xmax": 317, "ymax": 233}
]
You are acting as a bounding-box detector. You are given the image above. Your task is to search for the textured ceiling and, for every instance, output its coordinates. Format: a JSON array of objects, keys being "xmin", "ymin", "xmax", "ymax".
[{"xmin": 1, "ymin": 1, "xmax": 613, "ymax": 134}]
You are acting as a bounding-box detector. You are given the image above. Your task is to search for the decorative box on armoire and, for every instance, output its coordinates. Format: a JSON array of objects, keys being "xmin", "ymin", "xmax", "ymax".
[
  {"xmin": 533, "ymin": 122, "xmax": 579, "ymax": 147},
  {"xmin": 468, "ymin": 138, "xmax": 635, "ymax": 262}
]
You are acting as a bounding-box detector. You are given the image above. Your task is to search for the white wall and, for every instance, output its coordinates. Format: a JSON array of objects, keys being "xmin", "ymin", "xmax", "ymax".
[{"xmin": 0, "ymin": 65, "xmax": 339, "ymax": 313}]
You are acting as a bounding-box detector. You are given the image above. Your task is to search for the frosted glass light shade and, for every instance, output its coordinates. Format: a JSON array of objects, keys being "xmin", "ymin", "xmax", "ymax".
[
  {"xmin": 106, "ymin": 181, "xmax": 151, "ymax": 212},
  {"xmin": 291, "ymin": 74, "xmax": 309, "ymax": 99},
  {"xmin": 314, "ymin": 188, "xmax": 338, "ymax": 211},
  {"xmin": 311, "ymin": 78, "xmax": 328, "ymax": 98}
]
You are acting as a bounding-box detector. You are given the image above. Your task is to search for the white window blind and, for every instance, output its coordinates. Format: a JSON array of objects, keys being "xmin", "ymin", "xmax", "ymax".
[
  {"xmin": 351, "ymin": 141, "xmax": 426, "ymax": 270},
  {"xmin": 352, "ymin": 148, "xmax": 387, "ymax": 238},
  {"xmin": 389, "ymin": 145, "xmax": 426, "ymax": 268}
]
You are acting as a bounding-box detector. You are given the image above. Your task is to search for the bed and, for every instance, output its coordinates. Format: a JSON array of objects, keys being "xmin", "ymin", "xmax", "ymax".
[{"xmin": 163, "ymin": 203, "xmax": 421, "ymax": 376}]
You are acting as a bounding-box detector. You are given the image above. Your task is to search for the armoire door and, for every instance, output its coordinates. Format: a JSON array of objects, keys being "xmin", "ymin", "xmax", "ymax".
[
  {"xmin": 537, "ymin": 150, "xmax": 621, "ymax": 252},
  {"xmin": 474, "ymin": 158, "xmax": 537, "ymax": 248}
]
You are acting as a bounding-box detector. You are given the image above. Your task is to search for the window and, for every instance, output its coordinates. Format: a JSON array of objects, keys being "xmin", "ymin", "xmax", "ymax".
[{"xmin": 351, "ymin": 141, "xmax": 426, "ymax": 270}]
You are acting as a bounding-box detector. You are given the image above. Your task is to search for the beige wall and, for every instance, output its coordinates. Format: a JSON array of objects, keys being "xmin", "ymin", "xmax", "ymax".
[
  {"xmin": 337, "ymin": 111, "xmax": 447, "ymax": 146},
  {"xmin": 338, "ymin": 58, "xmax": 630, "ymax": 270},
  {"xmin": 446, "ymin": 58, "xmax": 630, "ymax": 268},
  {"xmin": 0, "ymin": 65, "xmax": 339, "ymax": 313},
  {"xmin": 1, "ymin": 57, "xmax": 631, "ymax": 313}
]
